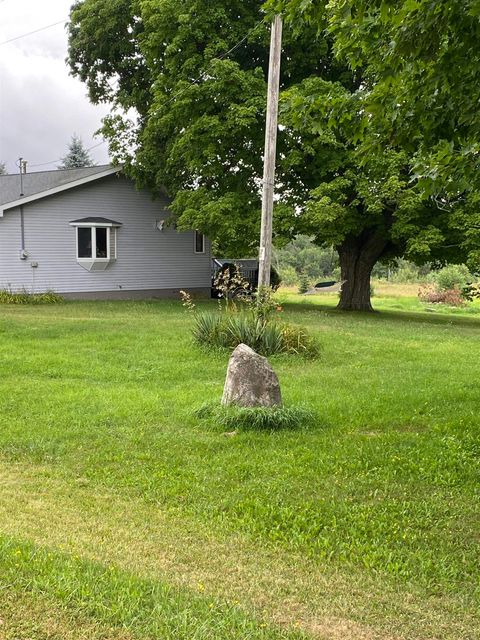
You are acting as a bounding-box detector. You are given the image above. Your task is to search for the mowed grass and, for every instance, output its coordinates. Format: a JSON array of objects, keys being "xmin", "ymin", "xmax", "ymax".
[{"xmin": 0, "ymin": 293, "xmax": 479, "ymax": 639}]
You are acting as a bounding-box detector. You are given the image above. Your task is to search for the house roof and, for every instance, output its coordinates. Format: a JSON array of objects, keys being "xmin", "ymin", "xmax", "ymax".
[
  {"xmin": 0, "ymin": 165, "xmax": 121, "ymax": 215},
  {"xmin": 69, "ymin": 217, "xmax": 122, "ymax": 227}
]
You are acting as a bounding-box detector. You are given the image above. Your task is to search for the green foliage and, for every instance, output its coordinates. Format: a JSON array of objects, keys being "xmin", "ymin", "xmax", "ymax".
[
  {"xmin": 280, "ymin": 322, "xmax": 320, "ymax": 357},
  {"xmin": 68, "ymin": 0, "xmax": 476, "ymax": 311},
  {"xmin": 430, "ymin": 264, "xmax": 472, "ymax": 292},
  {"xmin": 227, "ymin": 315, "xmax": 284, "ymax": 354},
  {"xmin": 68, "ymin": 0, "xmax": 335, "ymax": 255},
  {"xmin": 0, "ymin": 290, "xmax": 63, "ymax": 305},
  {"xmin": 192, "ymin": 312, "xmax": 223, "ymax": 347},
  {"xmin": 251, "ymin": 286, "xmax": 280, "ymax": 323},
  {"xmin": 190, "ymin": 287, "xmax": 319, "ymax": 356},
  {"xmin": 64, "ymin": 1, "xmax": 379, "ymax": 259},
  {"xmin": 192, "ymin": 310, "xmax": 319, "ymax": 358},
  {"xmin": 194, "ymin": 402, "xmax": 316, "ymax": 431},
  {"xmin": 271, "ymin": 1, "xmax": 480, "ymax": 192},
  {"xmin": 274, "ymin": 236, "xmax": 338, "ymax": 283},
  {"xmin": 278, "ymin": 265, "xmax": 298, "ymax": 286},
  {"xmin": 389, "ymin": 260, "xmax": 429, "ymax": 284},
  {"xmin": 58, "ymin": 134, "xmax": 95, "ymax": 169},
  {"xmin": 298, "ymin": 273, "xmax": 310, "ymax": 294},
  {"xmin": 271, "ymin": 0, "xmax": 480, "ymax": 268},
  {"xmin": 277, "ymin": 72, "xmax": 464, "ymax": 310}
]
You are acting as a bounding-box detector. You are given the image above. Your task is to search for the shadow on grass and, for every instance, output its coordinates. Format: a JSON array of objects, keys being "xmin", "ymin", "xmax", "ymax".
[
  {"xmin": 62, "ymin": 297, "xmax": 480, "ymax": 331},
  {"xmin": 279, "ymin": 299, "xmax": 480, "ymax": 330}
]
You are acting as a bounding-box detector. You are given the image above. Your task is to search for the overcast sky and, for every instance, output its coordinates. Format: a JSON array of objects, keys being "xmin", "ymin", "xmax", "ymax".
[{"xmin": 0, "ymin": 0, "xmax": 110, "ymax": 174}]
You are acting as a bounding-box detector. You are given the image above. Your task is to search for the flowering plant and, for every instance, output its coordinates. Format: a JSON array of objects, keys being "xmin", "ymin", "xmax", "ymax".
[
  {"xmin": 213, "ymin": 265, "xmax": 251, "ymax": 310},
  {"xmin": 180, "ymin": 290, "xmax": 196, "ymax": 312}
]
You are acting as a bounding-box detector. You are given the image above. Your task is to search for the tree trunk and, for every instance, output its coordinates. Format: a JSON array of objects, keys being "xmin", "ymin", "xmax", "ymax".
[{"xmin": 337, "ymin": 232, "xmax": 387, "ymax": 312}]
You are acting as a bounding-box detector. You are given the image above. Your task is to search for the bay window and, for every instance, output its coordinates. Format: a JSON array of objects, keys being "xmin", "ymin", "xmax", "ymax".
[{"xmin": 69, "ymin": 217, "xmax": 121, "ymax": 271}]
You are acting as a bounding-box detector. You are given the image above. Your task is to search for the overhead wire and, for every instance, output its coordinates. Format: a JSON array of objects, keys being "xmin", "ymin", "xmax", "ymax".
[
  {"xmin": 0, "ymin": 18, "xmax": 68, "ymax": 46},
  {"xmin": 8, "ymin": 15, "xmax": 268, "ymax": 170},
  {"xmin": 28, "ymin": 141, "xmax": 107, "ymax": 169}
]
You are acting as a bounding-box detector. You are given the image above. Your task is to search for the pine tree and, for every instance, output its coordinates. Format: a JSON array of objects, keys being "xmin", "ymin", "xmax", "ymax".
[
  {"xmin": 0, "ymin": 162, "xmax": 6, "ymax": 175},
  {"xmin": 58, "ymin": 134, "xmax": 95, "ymax": 169},
  {"xmin": 298, "ymin": 273, "xmax": 310, "ymax": 295}
]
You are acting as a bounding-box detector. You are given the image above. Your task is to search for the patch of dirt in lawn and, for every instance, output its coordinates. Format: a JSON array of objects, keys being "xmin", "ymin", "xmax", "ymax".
[{"xmin": 0, "ymin": 462, "xmax": 474, "ymax": 640}]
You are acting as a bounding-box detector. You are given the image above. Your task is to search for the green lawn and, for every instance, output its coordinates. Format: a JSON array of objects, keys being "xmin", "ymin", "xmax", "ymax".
[{"xmin": 0, "ymin": 293, "xmax": 478, "ymax": 639}]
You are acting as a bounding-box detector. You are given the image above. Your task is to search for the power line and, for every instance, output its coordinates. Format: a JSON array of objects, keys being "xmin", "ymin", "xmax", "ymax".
[
  {"xmin": 28, "ymin": 140, "xmax": 107, "ymax": 169},
  {"xmin": 14, "ymin": 17, "xmax": 267, "ymax": 170},
  {"xmin": 0, "ymin": 18, "xmax": 67, "ymax": 46}
]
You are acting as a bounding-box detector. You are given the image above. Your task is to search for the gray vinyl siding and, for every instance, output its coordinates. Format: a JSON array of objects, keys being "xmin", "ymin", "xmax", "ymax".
[{"xmin": 0, "ymin": 174, "xmax": 211, "ymax": 294}]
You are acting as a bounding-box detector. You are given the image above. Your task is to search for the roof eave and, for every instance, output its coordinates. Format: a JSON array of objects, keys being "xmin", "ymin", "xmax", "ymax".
[{"xmin": 0, "ymin": 166, "xmax": 122, "ymax": 216}]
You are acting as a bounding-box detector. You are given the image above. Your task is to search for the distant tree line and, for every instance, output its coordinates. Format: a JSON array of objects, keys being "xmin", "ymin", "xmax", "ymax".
[{"xmin": 275, "ymin": 237, "xmax": 473, "ymax": 289}]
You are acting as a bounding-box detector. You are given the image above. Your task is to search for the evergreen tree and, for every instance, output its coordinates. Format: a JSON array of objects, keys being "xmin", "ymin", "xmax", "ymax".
[
  {"xmin": 298, "ymin": 273, "xmax": 310, "ymax": 295},
  {"xmin": 0, "ymin": 162, "xmax": 6, "ymax": 175},
  {"xmin": 58, "ymin": 134, "xmax": 95, "ymax": 169}
]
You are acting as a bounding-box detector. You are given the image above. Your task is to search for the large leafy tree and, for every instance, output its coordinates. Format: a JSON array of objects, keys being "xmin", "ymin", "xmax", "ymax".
[
  {"xmin": 67, "ymin": 0, "xmax": 335, "ymax": 255},
  {"xmin": 67, "ymin": 0, "xmax": 467, "ymax": 310},
  {"xmin": 323, "ymin": 0, "xmax": 480, "ymax": 197},
  {"xmin": 273, "ymin": 0, "xmax": 480, "ymax": 269},
  {"xmin": 277, "ymin": 78, "xmax": 460, "ymax": 309}
]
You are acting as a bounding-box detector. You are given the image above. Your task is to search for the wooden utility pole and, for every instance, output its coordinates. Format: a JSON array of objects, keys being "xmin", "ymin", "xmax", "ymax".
[{"xmin": 258, "ymin": 14, "xmax": 282, "ymax": 288}]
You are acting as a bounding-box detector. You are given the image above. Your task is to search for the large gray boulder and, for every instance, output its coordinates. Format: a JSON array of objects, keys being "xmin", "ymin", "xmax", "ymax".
[{"xmin": 222, "ymin": 343, "xmax": 282, "ymax": 407}]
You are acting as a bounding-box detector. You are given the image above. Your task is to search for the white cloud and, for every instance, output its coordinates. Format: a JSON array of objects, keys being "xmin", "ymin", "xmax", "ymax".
[{"xmin": 0, "ymin": 0, "xmax": 110, "ymax": 173}]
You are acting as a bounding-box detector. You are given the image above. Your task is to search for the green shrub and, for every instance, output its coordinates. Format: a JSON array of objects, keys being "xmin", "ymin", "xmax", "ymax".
[
  {"xmin": 0, "ymin": 289, "xmax": 63, "ymax": 304},
  {"xmin": 280, "ymin": 323, "xmax": 320, "ymax": 358},
  {"xmin": 192, "ymin": 311, "xmax": 319, "ymax": 358},
  {"xmin": 185, "ymin": 285, "xmax": 319, "ymax": 357},
  {"xmin": 279, "ymin": 265, "xmax": 298, "ymax": 287},
  {"xmin": 462, "ymin": 283, "xmax": 480, "ymax": 301},
  {"xmin": 225, "ymin": 315, "xmax": 282, "ymax": 354},
  {"xmin": 194, "ymin": 402, "xmax": 316, "ymax": 431},
  {"xmin": 192, "ymin": 312, "xmax": 223, "ymax": 347},
  {"xmin": 298, "ymin": 273, "xmax": 310, "ymax": 294},
  {"xmin": 269, "ymin": 267, "xmax": 282, "ymax": 291},
  {"xmin": 391, "ymin": 261, "xmax": 424, "ymax": 283},
  {"xmin": 430, "ymin": 264, "xmax": 472, "ymax": 291}
]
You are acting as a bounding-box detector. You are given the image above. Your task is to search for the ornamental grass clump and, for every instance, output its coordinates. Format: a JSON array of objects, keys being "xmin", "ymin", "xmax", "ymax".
[
  {"xmin": 194, "ymin": 402, "xmax": 316, "ymax": 431},
  {"xmin": 180, "ymin": 276, "xmax": 320, "ymax": 358},
  {"xmin": 0, "ymin": 289, "xmax": 64, "ymax": 304}
]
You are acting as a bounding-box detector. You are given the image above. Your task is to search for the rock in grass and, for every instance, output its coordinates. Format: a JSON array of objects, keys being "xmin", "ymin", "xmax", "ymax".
[{"xmin": 222, "ymin": 343, "xmax": 282, "ymax": 408}]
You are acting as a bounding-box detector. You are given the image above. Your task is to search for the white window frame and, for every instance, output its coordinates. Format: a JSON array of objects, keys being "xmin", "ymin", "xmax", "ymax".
[
  {"xmin": 76, "ymin": 226, "xmax": 111, "ymax": 262},
  {"xmin": 194, "ymin": 230, "xmax": 205, "ymax": 254},
  {"xmin": 69, "ymin": 220, "xmax": 120, "ymax": 272}
]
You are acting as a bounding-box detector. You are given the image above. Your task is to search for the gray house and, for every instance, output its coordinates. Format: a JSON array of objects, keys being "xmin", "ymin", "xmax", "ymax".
[{"xmin": 0, "ymin": 165, "xmax": 211, "ymax": 298}]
